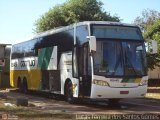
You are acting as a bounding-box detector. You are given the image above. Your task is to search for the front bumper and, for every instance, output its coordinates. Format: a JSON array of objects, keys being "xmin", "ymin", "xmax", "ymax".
[{"xmin": 90, "ymin": 84, "xmax": 147, "ymax": 99}]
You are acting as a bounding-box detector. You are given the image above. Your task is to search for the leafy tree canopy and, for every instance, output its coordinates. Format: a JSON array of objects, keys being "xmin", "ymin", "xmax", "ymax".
[
  {"xmin": 144, "ymin": 19, "xmax": 160, "ymax": 39},
  {"xmin": 34, "ymin": 0, "xmax": 120, "ymax": 33},
  {"xmin": 144, "ymin": 19, "xmax": 160, "ymax": 69},
  {"xmin": 134, "ymin": 9, "xmax": 160, "ymax": 32},
  {"xmin": 134, "ymin": 9, "xmax": 160, "ymax": 69}
]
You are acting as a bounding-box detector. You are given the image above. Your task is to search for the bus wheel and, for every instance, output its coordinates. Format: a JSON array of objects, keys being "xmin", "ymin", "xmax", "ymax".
[
  {"xmin": 22, "ymin": 78, "xmax": 28, "ymax": 93},
  {"xmin": 17, "ymin": 77, "xmax": 23, "ymax": 92},
  {"xmin": 65, "ymin": 81, "xmax": 75, "ymax": 104}
]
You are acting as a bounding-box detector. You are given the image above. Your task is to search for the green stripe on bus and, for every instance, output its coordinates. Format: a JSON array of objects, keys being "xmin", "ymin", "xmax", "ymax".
[{"xmin": 38, "ymin": 47, "xmax": 53, "ymax": 70}]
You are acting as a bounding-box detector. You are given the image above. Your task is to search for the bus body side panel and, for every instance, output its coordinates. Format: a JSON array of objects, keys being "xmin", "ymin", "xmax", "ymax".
[
  {"xmin": 10, "ymin": 69, "xmax": 41, "ymax": 90},
  {"xmin": 10, "ymin": 57, "xmax": 41, "ymax": 90},
  {"xmin": 60, "ymin": 52, "xmax": 79, "ymax": 97}
]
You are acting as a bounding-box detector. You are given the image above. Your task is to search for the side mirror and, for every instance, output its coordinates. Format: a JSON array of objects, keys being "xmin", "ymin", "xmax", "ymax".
[
  {"xmin": 146, "ymin": 39, "xmax": 158, "ymax": 54},
  {"xmin": 0, "ymin": 59, "xmax": 5, "ymax": 67},
  {"xmin": 4, "ymin": 46, "xmax": 11, "ymax": 59},
  {"xmin": 0, "ymin": 46, "xmax": 5, "ymax": 59},
  {"xmin": 87, "ymin": 36, "xmax": 96, "ymax": 52}
]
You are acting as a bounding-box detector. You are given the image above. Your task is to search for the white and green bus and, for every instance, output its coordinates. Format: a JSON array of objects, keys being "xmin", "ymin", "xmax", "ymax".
[{"xmin": 10, "ymin": 21, "xmax": 149, "ymax": 103}]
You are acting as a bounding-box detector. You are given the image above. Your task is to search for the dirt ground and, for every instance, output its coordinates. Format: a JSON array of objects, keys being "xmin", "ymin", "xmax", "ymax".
[{"xmin": 0, "ymin": 89, "xmax": 160, "ymax": 120}]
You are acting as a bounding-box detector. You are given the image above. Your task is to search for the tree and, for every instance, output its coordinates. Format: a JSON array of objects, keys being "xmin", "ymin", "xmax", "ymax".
[
  {"xmin": 134, "ymin": 9, "xmax": 160, "ymax": 69},
  {"xmin": 34, "ymin": 0, "xmax": 120, "ymax": 33},
  {"xmin": 144, "ymin": 20, "xmax": 160, "ymax": 69},
  {"xmin": 134, "ymin": 9, "xmax": 160, "ymax": 32}
]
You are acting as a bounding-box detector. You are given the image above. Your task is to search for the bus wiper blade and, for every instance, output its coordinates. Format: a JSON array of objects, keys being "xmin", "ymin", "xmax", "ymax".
[{"xmin": 125, "ymin": 54, "xmax": 138, "ymax": 76}]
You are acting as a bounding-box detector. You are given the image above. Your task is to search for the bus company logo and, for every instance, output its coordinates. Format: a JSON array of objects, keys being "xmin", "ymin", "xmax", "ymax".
[
  {"xmin": 11, "ymin": 62, "xmax": 18, "ymax": 67},
  {"xmin": 11, "ymin": 58, "xmax": 37, "ymax": 70},
  {"xmin": 64, "ymin": 60, "xmax": 72, "ymax": 65},
  {"xmin": 20, "ymin": 60, "xmax": 35, "ymax": 67},
  {"xmin": 123, "ymin": 83, "xmax": 127, "ymax": 87},
  {"xmin": 110, "ymin": 79, "xmax": 119, "ymax": 82}
]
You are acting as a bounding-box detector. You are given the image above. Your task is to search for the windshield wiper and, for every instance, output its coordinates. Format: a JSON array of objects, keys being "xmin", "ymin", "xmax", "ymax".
[
  {"xmin": 112, "ymin": 53, "xmax": 122, "ymax": 76},
  {"xmin": 124, "ymin": 53, "xmax": 139, "ymax": 76}
]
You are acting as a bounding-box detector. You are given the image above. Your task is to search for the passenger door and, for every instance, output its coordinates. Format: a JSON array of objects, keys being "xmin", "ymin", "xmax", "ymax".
[
  {"xmin": 38, "ymin": 46, "xmax": 60, "ymax": 91},
  {"xmin": 79, "ymin": 43, "xmax": 91, "ymax": 96}
]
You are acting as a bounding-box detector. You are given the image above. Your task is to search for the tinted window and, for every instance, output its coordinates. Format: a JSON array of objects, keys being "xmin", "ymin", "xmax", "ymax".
[
  {"xmin": 94, "ymin": 41, "xmax": 123, "ymax": 76},
  {"xmin": 11, "ymin": 29, "xmax": 74, "ymax": 59},
  {"xmin": 11, "ymin": 39, "xmax": 38, "ymax": 59},
  {"xmin": 76, "ymin": 25, "xmax": 89, "ymax": 45},
  {"xmin": 35, "ymin": 29, "xmax": 74, "ymax": 52},
  {"xmin": 92, "ymin": 25, "xmax": 143, "ymax": 40}
]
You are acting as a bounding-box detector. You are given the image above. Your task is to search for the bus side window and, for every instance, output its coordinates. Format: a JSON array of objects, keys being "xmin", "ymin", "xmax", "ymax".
[{"xmin": 34, "ymin": 49, "xmax": 38, "ymax": 56}]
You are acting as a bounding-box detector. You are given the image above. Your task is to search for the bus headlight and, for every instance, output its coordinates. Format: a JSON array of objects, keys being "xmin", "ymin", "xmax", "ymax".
[
  {"xmin": 93, "ymin": 80, "xmax": 109, "ymax": 86},
  {"xmin": 139, "ymin": 80, "xmax": 148, "ymax": 86}
]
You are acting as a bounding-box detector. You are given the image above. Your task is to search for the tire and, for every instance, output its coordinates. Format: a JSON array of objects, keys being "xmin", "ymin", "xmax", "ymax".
[
  {"xmin": 22, "ymin": 78, "xmax": 28, "ymax": 93},
  {"xmin": 65, "ymin": 81, "xmax": 75, "ymax": 104},
  {"xmin": 17, "ymin": 77, "xmax": 23, "ymax": 92}
]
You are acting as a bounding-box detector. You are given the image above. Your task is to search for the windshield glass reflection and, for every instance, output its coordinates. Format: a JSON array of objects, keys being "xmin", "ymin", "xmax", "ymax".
[{"xmin": 93, "ymin": 40, "xmax": 147, "ymax": 77}]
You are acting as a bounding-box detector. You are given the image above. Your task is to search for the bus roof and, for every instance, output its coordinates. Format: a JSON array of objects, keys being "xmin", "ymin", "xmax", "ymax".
[
  {"xmin": 0, "ymin": 44, "xmax": 11, "ymax": 47},
  {"xmin": 33, "ymin": 21, "xmax": 138, "ymax": 39},
  {"xmin": 14, "ymin": 21, "xmax": 139, "ymax": 45}
]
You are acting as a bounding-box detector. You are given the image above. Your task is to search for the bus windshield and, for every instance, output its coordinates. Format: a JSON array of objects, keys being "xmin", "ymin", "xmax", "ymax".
[
  {"xmin": 93, "ymin": 41, "xmax": 147, "ymax": 77},
  {"xmin": 92, "ymin": 25, "xmax": 147, "ymax": 77},
  {"xmin": 92, "ymin": 25, "xmax": 143, "ymax": 40}
]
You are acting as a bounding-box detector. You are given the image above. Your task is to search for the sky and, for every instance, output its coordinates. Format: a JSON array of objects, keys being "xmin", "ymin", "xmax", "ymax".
[{"xmin": 0, "ymin": 0, "xmax": 160, "ymax": 44}]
